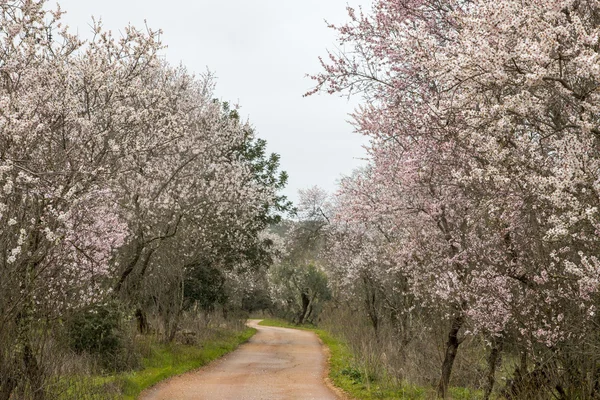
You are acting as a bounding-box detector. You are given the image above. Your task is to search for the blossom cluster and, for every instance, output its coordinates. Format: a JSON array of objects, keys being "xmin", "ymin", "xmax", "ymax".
[
  {"xmin": 0, "ymin": 0, "xmax": 284, "ymax": 328},
  {"xmin": 313, "ymin": 0, "xmax": 600, "ymax": 358}
]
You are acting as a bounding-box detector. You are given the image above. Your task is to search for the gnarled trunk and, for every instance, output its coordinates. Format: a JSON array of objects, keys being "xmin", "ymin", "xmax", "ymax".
[
  {"xmin": 484, "ymin": 335, "xmax": 504, "ymax": 400},
  {"xmin": 298, "ymin": 291, "xmax": 311, "ymax": 324},
  {"xmin": 437, "ymin": 313, "xmax": 464, "ymax": 398}
]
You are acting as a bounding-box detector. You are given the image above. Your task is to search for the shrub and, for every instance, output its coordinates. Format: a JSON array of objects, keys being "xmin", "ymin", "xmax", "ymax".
[{"xmin": 65, "ymin": 303, "xmax": 136, "ymax": 371}]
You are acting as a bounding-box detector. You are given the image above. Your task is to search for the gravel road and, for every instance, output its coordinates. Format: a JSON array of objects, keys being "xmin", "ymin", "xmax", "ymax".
[{"xmin": 138, "ymin": 319, "xmax": 342, "ymax": 400}]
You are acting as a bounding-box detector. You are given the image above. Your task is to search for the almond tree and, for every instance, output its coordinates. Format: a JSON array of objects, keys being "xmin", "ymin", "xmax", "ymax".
[
  {"xmin": 0, "ymin": 1, "xmax": 290, "ymax": 397},
  {"xmin": 0, "ymin": 2, "xmax": 135, "ymax": 396},
  {"xmin": 310, "ymin": 0, "xmax": 600, "ymax": 397}
]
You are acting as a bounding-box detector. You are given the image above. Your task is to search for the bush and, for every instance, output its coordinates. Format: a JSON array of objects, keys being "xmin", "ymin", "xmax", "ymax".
[{"xmin": 65, "ymin": 303, "xmax": 136, "ymax": 371}]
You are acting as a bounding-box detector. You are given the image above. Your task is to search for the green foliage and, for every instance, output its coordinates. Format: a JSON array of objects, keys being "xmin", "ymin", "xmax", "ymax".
[
  {"xmin": 341, "ymin": 366, "xmax": 365, "ymax": 383},
  {"xmin": 304, "ymin": 264, "xmax": 331, "ymax": 299},
  {"xmin": 221, "ymin": 100, "xmax": 293, "ymax": 225},
  {"xmin": 182, "ymin": 101, "xmax": 292, "ymax": 282},
  {"xmin": 183, "ymin": 263, "xmax": 227, "ymax": 311},
  {"xmin": 66, "ymin": 305, "xmax": 121, "ymax": 355},
  {"xmin": 269, "ymin": 262, "xmax": 331, "ymax": 324},
  {"xmin": 65, "ymin": 303, "xmax": 135, "ymax": 371},
  {"xmin": 233, "ymin": 124, "xmax": 292, "ymax": 270},
  {"xmin": 241, "ymin": 287, "xmax": 272, "ymax": 313}
]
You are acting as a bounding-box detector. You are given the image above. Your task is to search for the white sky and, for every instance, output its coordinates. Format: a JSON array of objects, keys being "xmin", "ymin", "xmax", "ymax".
[{"xmin": 52, "ymin": 0, "xmax": 371, "ymax": 205}]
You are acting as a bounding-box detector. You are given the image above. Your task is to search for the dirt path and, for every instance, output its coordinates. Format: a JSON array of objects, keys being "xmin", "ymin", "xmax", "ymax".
[{"xmin": 139, "ymin": 320, "xmax": 341, "ymax": 400}]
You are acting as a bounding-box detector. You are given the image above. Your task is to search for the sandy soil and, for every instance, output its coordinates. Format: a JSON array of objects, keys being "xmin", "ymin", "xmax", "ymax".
[{"xmin": 138, "ymin": 320, "xmax": 341, "ymax": 400}]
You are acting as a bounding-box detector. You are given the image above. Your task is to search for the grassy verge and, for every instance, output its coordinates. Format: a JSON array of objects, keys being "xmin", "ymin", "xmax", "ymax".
[
  {"xmin": 118, "ymin": 327, "xmax": 255, "ymax": 399},
  {"xmin": 258, "ymin": 318, "xmax": 481, "ymax": 400},
  {"xmin": 65, "ymin": 327, "xmax": 256, "ymax": 400}
]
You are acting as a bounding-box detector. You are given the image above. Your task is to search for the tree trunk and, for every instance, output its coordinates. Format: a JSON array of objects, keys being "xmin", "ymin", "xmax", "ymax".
[
  {"xmin": 115, "ymin": 238, "xmax": 144, "ymax": 293},
  {"xmin": 484, "ymin": 335, "xmax": 503, "ymax": 400},
  {"xmin": 592, "ymin": 362, "xmax": 600, "ymax": 398},
  {"xmin": 506, "ymin": 349, "xmax": 528, "ymax": 398},
  {"xmin": 166, "ymin": 280, "xmax": 184, "ymax": 343},
  {"xmin": 166, "ymin": 318, "xmax": 179, "ymax": 343},
  {"xmin": 0, "ymin": 373, "xmax": 17, "ymax": 400},
  {"xmin": 305, "ymin": 303, "xmax": 314, "ymax": 323},
  {"xmin": 518, "ymin": 349, "xmax": 528, "ymax": 381},
  {"xmin": 23, "ymin": 343, "xmax": 45, "ymax": 400},
  {"xmin": 298, "ymin": 291, "xmax": 310, "ymax": 324},
  {"xmin": 362, "ymin": 275, "xmax": 379, "ymax": 334},
  {"xmin": 437, "ymin": 313, "xmax": 464, "ymax": 398},
  {"xmin": 135, "ymin": 308, "xmax": 150, "ymax": 334},
  {"xmin": 367, "ymin": 295, "xmax": 379, "ymax": 334}
]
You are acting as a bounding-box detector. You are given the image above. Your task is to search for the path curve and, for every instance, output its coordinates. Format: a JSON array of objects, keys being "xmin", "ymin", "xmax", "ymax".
[{"xmin": 139, "ymin": 320, "xmax": 341, "ymax": 400}]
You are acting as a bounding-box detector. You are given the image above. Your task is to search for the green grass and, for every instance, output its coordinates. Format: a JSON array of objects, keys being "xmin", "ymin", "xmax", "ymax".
[
  {"xmin": 119, "ymin": 327, "xmax": 255, "ymax": 399},
  {"xmin": 60, "ymin": 327, "xmax": 256, "ymax": 400},
  {"xmin": 258, "ymin": 318, "xmax": 482, "ymax": 400}
]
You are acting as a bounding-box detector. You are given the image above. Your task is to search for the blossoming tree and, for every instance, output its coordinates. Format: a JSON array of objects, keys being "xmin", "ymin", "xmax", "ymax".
[{"xmin": 311, "ymin": 0, "xmax": 600, "ymax": 397}]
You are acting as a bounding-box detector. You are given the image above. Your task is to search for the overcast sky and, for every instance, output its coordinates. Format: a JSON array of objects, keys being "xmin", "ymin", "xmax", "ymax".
[{"xmin": 51, "ymin": 0, "xmax": 371, "ymax": 204}]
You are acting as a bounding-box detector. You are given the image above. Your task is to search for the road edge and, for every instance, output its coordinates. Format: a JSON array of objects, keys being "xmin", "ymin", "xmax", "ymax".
[
  {"xmin": 317, "ymin": 336, "xmax": 354, "ymax": 400},
  {"xmin": 137, "ymin": 326, "xmax": 257, "ymax": 400}
]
